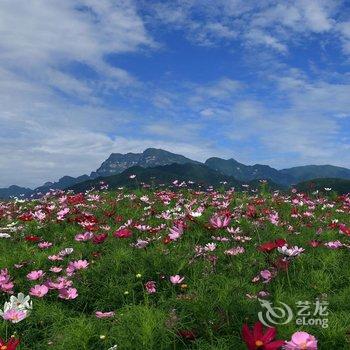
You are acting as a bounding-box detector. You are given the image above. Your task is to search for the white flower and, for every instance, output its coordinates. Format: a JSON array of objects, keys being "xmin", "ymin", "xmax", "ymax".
[
  {"xmin": 9, "ymin": 292, "xmax": 33, "ymax": 310},
  {"xmin": 108, "ymin": 346, "xmax": 118, "ymax": 350},
  {"xmin": 0, "ymin": 233, "xmax": 11, "ymax": 238},
  {"xmin": 277, "ymin": 245, "xmax": 305, "ymax": 257},
  {"xmin": 0, "ymin": 301, "xmax": 12, "ymax": 317}
]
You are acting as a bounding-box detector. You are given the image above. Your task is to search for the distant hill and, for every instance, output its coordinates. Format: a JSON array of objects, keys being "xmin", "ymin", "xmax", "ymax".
[
  {"xmin": 296, "ymin": 178, "xmax": 350, "ymax": 195},
  {"xmin": 2, "ymin": 148, "xmax": 350, "ymax": 199},
  {"xmin": 90, "ymin": 148, "xmax": 199, "ymax": 178},
  {"xmin": 70, "ymin": 163, "xmax": 242, "ymax": 192},
  {"xmin": 205, "ymin": 157, "xmax": 294, "ymax": 186},
  {"xmin": 0, "ymin": 185, "xmax": 33, "ymax": 199},
  {"xmin": 34, "ymin": 175, "xmax": 90, "ymax": 194},
  {"xmin": 280, "ymin": 165, "xmax": 350, "ymax": 183},
  {"xmin": 69, "ymin": 163, "xmax": 282, "ymax": 193}
]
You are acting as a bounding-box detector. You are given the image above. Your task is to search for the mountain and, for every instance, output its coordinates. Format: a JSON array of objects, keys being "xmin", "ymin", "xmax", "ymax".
[
  {"xmin": 34, "ymin": 175, "xmax": 90, "ymax": 195},
  {"xmin": 280, "ymin": 165, "xmax": 350, "ymax": 183},
  {"xmin": 205, "ymin": 157, "xmax": 294, "ymax": 186},
  {"xmin": 69, "ymin": 163, "xmax": 277, "ymax": 193},
  {"xmin": 2, "ymin": 148, "xmax": 350, "ymax": 199},
  {"xmin": 90, "ymin": 148, "xmax": 198, "ymax": 178},
  {"xmin": 296, "ymin": 178, "xmax": 350, "ymax": 195},
  {"xmin": 0, "ymin": 185, "xmax": 34, "ymax": 199}
]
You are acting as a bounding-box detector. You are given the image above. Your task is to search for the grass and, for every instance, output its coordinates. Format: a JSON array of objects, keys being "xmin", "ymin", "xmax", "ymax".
[{"xmin": 0, "ymin": 186, "xmax": 350, "ymax": 349}]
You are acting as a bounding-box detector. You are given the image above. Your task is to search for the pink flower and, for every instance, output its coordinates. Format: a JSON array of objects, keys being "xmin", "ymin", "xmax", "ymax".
[
  {"xmin": 38, "ymin": 241, "xmax": 53, "ymax": 249},
  {"xmin": 170, "ymin": 275, "xmax": 185, "ymax": 285},
  {"xmin": 133, "ymin": 239, "xmax": 149, "ymax": 249},
  {"xmin": 27, "ymin": 270, "xmax": 45, "ymax": 281},
  {"xmin": 114, "ymin": 228, "xmax": 132, "ymax": 239},
  {"xmin": 49, "ymin": 266, "xmax": 62, "ymax": 273},
  {"xmin": 285, "ymin": 331, "xmax": 317, "ymax": 349},
  {"xmin": 70, "ymin": 260, "xmax": 89, "ymax": 270},
  {"xmin": 324, "ymin": 240, "xmax": 343, "ymax": 249},
  {"xmin": 168, "ymin": 225, "xmax": 183, "ymax": 241},
  {"xmin": 75, "ymin": 232, "xmax": 93, "ymax": 242},
  {"xmin": 224, "ymin": 246, "xmax": 245, "ymax": 256},
  {"xmin": 48, "ymin": 255, "xmax": 63, "ymax": 261},
  {"xmin": 95, "ymin": 311, "xmax": 115, "ymax": 318},
  {"xmin": 145, "ymin": 281, "xmax": 157, "ymax": 294},
  {"xmin": 58, "ymin": 287, "xmax": 78, "ymax": 300},
  {"xmin": 210, "ymin": 215, "xmax": 231, "ymax": 229},
  {"xmin": 260, "ymin": 270, "xmax": 272, "ymax": 283},
  {"xmin": 30, "ymin": 284, "xmax": 49, "ymax": 298},
  {"xmin": 2, "ymin": 309, "xmax": 28, "ymax": 323}
]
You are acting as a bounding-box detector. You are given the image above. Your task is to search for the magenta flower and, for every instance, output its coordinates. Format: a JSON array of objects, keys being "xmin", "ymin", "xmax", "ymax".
[
  {"xmin": 114, "ymin": 228, "xmax": 132, "ymax": 239},
  {"xmin": 145, "ymin": 281, "xmax": 157, "ymax": 294},
  {"xmin": 260, "ymin": 270, "xmax": 272, "ymax": 283},
  {"xmin": 30, "ymin": 284, "xmax": 49, "ymax": 298},
  {"xmin": 26, "ymin": 270, "xmax": 45, "ymax": 281},
  {"xmin": 170, "ymin": 275, "xmax": 185, "ymax": 285},
  {"xmin": 285, "ymin": 331, "xmax": 317, "ymax": 349}
]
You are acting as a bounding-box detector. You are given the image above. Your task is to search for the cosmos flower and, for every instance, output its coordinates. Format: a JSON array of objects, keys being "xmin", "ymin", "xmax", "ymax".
[
  {"xmin": 277, "ymin": 245, "xmax": 305, "ymax": 257},
  {"xmin": 170, "ymin": 275, "xmax": 185, "ymax": 285},
  {"xmin": 114, "ymin": 228, "xmax": 132, "ymax": 238},
  {"xmin": 242, "ymin": 321, "xmax": 285, "ymax": 350},
  {"xmin": 95, "ymin": 311, "xmax": 115, "ymax": 318},
  {"xmin": 58, "ymin": 287, "xmax": 78, "ymax": 300},
  {"xmin": 0, "ymin": 336, "xmax": 20, "ymax": 350},
  {"xmin": 145, "ymin": 281, "xmax": 157, "ymax": 294},
  {"xmin": 29, "ymin": 284, "xmax": 49, "ymax": 298},
  {"xmin": 26, "ymin": 270, "xmax": 45, "ymax": 281},
  {"xmin": 285, "ymin": 331, "xmax": 317, "ymax": 350},
  {"xmin": 210, "ymin": 215, "xmax": 231, "ymax": 229}
]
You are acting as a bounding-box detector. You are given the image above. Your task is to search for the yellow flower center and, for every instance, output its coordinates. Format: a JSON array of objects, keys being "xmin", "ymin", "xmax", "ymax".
[
  {"xmin": 300, "ymin": 343, "xmax": 307, "ymax": 350},
  {"xmin": 1, "ymin": 345, "xmax": 8, "ymax": 350},
  {"xmin": 255, "ymin": 340, "xmax": 264, "ymax": 347}
]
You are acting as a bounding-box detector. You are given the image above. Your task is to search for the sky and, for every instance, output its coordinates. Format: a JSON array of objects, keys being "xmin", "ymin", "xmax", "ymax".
[{"xmin": 1, "ymin": 0, "xmax": 350, "ymax": 188}]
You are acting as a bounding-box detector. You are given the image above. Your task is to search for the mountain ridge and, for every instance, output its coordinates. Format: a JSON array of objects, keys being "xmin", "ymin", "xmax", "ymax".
[{"xmin": 1, "ymin": 148, "xmax": 350, "ymax": 198}]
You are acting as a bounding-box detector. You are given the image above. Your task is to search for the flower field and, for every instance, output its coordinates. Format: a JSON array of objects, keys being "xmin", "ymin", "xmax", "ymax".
[{"xmin": 1, "ymin": 186, "xmax": 350, "ymax": 349}]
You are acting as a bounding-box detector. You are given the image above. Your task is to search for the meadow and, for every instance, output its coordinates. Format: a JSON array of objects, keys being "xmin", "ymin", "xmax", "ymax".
[{"xmin": 1, "ymin": 183, "xmax": 350, "ymax": 349}]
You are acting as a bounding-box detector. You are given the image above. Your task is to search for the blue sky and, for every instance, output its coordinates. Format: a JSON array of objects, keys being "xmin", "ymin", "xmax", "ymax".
[{"xmin": 1, "ymin": 0, "xmax": 350, "ymax": 188}]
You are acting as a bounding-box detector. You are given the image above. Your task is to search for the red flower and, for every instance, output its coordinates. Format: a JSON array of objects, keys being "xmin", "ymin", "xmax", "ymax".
[
  {"xmin": 274, "ymin": 239, "xmax": 286, "ymax": 248},
  {"xmin": 92, "ymin": 233, "xmax": 108, "ymax": 244},
  {"xmin": 242, "ymin": 322, "xmax": 285, "ymax": 350},
  {"xmin": 18, "ymin": 212, "xmax": 34, "ymax": 221},
  {"xmin": 247, "ymin": 205, "xmax": 257, "ymax": 218},
  {"xmin": 258, "ymin": 241, "xmax": 276, "ymax": 252},
  {"xmin": 309, "ymin": 240, "xmax": 322, "ymax": 248},
  {"xmin": 273, "ymin": 257, "xmax": 290, "ymax": 271},
  {"xmin": 67, "ymin": 193, "xmax": 85, "ymax": 205},
  {"xmin": 163, "ymin": 235, "xmax": 171, "ymax": 245},
  {"xmin": 258, "ymin": 239, "xmax": 286, "ymax": 253},
  {"xmin": 178, "ymin": 329, "xmax": 197, "ymax": 341},
  {"xmin": 25, "ymin": 234, "xmax": 41, "ymax": 242},
  {"xmin": 339, "ymin": 224, "xmax": 350, "ymax": 236},
  {"xmin": 114, "ymin": 215, "xmax": 124, "ymax": 223},
  {"xmin": 113, "ymin": 228, "xmax": 132, "ymax": 239},
  {"xmin": 0, "ymin": 336, "xmax": 20, "ymax": 350}
]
